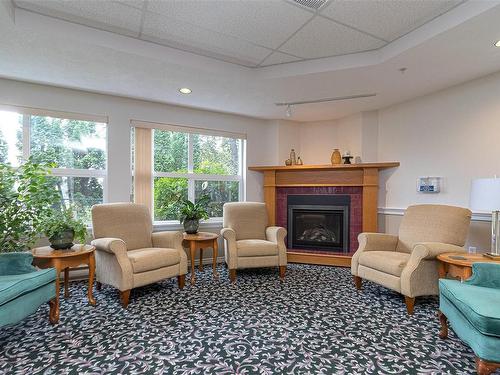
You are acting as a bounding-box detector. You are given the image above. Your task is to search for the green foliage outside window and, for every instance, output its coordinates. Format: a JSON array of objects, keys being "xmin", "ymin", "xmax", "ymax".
[{"xmin": 152, "ymin": 130, "xmax": 241, "ymax": 221}]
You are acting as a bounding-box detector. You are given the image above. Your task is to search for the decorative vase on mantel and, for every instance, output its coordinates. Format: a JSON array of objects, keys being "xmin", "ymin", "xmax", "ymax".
[{"xmin": 331, "ymin": 149, "xmax": 341, "ymax": 165}]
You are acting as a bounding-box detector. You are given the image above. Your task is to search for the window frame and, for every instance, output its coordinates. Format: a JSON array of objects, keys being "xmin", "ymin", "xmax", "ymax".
[
  {"xmin": 0, "ymin": 104, "xmax": 109, "ymax": 208},
  {"xmin": 132, "ymin": 120, "xmax": 246, "ymax": 224}
]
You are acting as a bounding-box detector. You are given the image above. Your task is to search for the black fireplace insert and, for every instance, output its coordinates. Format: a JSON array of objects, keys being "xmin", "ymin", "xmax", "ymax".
[{"xmin": 287, "ymin": 195, "xmax": 350, "ymax": 252}]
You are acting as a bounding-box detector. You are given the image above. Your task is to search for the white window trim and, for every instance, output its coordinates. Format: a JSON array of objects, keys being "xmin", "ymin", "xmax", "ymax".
[
  {"xmin": 133, "ymin": 122, "xmax": 246, "ymax": 223},
  {"xmin": 2, "ymin": 105, "xmax": 109, "ymax": 206}
]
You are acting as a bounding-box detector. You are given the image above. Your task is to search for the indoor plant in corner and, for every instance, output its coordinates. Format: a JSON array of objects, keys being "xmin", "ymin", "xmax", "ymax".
[
  {"xmin": 0, "ymin": 158, "xmax": 59, "ymax": 253},
  {"xmin": 44, "ymin": 208, "xmax": 87, "ymax": 250},
  {"xmin": 179, "ymin": 195, "xmax": 210, "ymax": 234}
]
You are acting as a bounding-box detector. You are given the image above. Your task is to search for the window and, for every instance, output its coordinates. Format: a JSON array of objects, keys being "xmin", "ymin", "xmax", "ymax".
[
  {"xmin": 0, "ymin": 108, "xmax": 107, "ymax": 222},
  {"xmin": 132, "ymin": 123, "xmax": 245, "ymax": 222}
]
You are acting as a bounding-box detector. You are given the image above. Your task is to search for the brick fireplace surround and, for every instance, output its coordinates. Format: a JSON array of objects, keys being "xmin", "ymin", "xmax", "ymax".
[
  {"xmin": 276, "ymin": 186, "xmax": 362, "ymax": 255},
  {"xmin": 248, "ymin": 163, "xmax": 399, "ymax": 267}
]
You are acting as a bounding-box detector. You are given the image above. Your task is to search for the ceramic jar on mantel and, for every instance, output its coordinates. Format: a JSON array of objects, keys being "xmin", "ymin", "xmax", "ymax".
[{"xmin": 331, "ymin": 149, "xmax": 341, "ymax": 165}]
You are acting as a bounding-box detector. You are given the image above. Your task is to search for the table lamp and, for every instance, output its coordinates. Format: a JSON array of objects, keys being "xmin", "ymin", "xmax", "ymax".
[{"xmin": 470, "ymin": 177, "xmax": 500, "ymax": 259}]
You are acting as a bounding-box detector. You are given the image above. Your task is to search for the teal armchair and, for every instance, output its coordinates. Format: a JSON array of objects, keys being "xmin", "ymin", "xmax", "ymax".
[
  {"xmin": 0, "ymin": 252, "xmax": 58, "ymax": 327},
  {"xmin": 439, "ymin": 263, "xmax": 500, "ymax": 375}
]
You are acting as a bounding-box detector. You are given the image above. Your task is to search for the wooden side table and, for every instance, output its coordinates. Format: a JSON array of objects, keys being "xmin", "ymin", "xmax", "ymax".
[
  {"xmin": 437, "ymin": 252, "xmax": 500, "ymax": 281},
  {"xmin": 182, "ymin": 232, "xmax": 220, "ymax": 285},
  {"xmin": 32, "ymin": 244, "xmax": 96, "ymax": 323}
]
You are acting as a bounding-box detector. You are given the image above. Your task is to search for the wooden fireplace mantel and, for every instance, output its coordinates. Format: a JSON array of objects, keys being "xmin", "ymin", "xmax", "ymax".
[{"xmin": 248, "ymin": 162, "xmax": 400, "ymax": 266}]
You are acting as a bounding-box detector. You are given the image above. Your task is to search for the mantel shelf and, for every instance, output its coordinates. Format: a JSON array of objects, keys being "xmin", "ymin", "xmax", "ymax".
[{"xmin": 248, "ymin": 162, "xmax": 400, "ymax": 172}]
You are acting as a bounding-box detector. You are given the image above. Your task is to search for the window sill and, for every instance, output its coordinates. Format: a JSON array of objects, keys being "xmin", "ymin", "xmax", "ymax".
[{"xmin": 153, "ymin": 218, "xmax": 223, "ymax": 232}]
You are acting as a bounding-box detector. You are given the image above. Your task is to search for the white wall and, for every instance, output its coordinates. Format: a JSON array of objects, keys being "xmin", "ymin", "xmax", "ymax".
[
  {"xmin": 378, "ymin": 70, "xmax": 500, "ymax": 210},
  {"xmin": 0, "ymin": 78, "xmax": 279, "ymax": 206}
]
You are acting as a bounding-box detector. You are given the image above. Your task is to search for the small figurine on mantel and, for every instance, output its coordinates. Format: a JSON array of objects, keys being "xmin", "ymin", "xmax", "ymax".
[
  {"xmin": 342, "ymin": 151, "xmax": 354, "ymax": 164},
  {"xmin": 285, "ymin": 149, "xmax": 303, "ymax": 166}
]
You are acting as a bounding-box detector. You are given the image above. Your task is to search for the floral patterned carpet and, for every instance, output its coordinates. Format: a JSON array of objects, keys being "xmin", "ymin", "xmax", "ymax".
[{"xmin": 0, "ymin": 265, "xmax": 477, "ymax": 374}]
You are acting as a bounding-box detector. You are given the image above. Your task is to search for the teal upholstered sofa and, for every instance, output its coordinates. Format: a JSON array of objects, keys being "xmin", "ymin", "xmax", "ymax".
[
  {"xmin": 439, "ymin": 263, "xmax": 500, "ymax": 375},
  {"xmin": 0, "ymin": 252, "xmax": 57, "ymax": 327}
]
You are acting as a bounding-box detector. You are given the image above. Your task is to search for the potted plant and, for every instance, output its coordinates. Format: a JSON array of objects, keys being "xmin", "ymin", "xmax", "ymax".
[
  {"xmin": 44, "ymin": 208, "xmax": 87, "ymax": 250},
  {"xmin": 179, "ymin": 195, "xmax": 210, "ymax": 234},
  {"xmin": 0, "ymin": 158, "xmax": 59, "ymax": 253}
]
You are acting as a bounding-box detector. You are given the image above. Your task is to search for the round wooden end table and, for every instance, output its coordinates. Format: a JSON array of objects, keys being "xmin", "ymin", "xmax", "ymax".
[
  {"xmin": 32, "ymin": 244, "xmax": 97, "ymax": 323},
  {"xmin": 182, "ymin": 232, "xmax": 220, "ymax": 285},
  {"xmin": 437, "ymin": 252, "xmax": 500, "ymax": 281}
]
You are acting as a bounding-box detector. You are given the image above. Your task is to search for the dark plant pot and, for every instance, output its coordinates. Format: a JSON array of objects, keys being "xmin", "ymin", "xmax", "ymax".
[
  {"xmin": 183, "ymin": 219, "xmax": 199, "ymax": 234},
  {"xmin": 49, "ymin": 229, "xmax": 75, "ymax": 250}
]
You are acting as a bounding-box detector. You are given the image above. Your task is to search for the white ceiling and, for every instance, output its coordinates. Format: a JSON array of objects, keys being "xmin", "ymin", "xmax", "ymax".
[
  {"xmin": 1, "ymin": 0, "xmax": 500, "ymax": 122},
  {"xmin": 14, "ymin": 0, "xmax": 463, "ymax": 67}
]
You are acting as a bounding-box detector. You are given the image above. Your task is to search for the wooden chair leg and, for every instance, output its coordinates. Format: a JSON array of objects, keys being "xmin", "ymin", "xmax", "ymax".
[
  {"xmin": 438, "ymin": 310, "xmax": 448, "ymax": 339},
  {"xmin": 279, "ymin": 266, "xmax": 286, "ymax": 281},
  {"xmin": 48, "ymin": 298, "xmax": 59, "ymax": 325},
  {"xmin": 404, "ymin": 296, "xmax": 415, "ymax": 315},
  {"xmin": 229, "ymin": 269, "xmax": 236, "ymax": 283},
  {"xmin": 96, "ymin": 281, "xmax": 102, "ymax": 291},
  {"xmin": 119, "ymin": 289, "xmax": 131, "ymax": 308},
  {"xmin": 476, "ymin": 357, "xmax": 500, "ymax": 375},
  {"xmin": 353, "ymin": 276, "xmax": 362, "ymax": 290},
  {"xmin": 178, "ymin": 274, "xmax": 185, "ymax": 289}
]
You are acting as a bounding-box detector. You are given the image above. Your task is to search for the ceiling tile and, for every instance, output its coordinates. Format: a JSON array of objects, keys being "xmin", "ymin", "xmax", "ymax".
[
  {"xmin": 260, "ymin": 52, "xmax": 302, "ymax": 66},
  {"xmin": 113, "ymin": 0, "xmax": 144, "ymax": 10},
  {"xmin": 321, "ymin": 0, "xmax": 463, "ymax": 42},
  {"xmin": 279, "ymin": 16, "xmax": 386, "ymax": 59},
  {"xmin": 15, "ymin": 0, "xmax": 143, "ymax": 37},
  {"xmin": 146, "ymin": 0, "xmax": 313, "ymax": 49},
  {"xmin": 141, "ymin": 11, "xmax": 273, "ymax": 67}
]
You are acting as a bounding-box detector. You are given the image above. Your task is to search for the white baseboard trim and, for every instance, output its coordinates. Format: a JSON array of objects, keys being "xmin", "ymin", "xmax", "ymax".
[{"xmin": 378, "ymin": 207, "xmax": 491, "ymax": 222}]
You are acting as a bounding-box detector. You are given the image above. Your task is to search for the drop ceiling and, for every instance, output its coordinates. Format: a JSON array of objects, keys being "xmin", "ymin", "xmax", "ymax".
[
  {"xmin": 14, "ymin": 0, "xmax": 463, "ymax": 67},
  {"xmin": 1, "ymin": 0, "xmax": 500, "ymax": 122}
]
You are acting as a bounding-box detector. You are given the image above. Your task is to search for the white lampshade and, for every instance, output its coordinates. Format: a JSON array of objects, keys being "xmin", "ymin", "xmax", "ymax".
[{"xmin": 470, "ymin": 178, "xmax": 500, "ymax": 211}]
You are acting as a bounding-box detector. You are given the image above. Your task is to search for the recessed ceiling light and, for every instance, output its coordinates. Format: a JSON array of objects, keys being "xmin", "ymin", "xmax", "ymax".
[
  {"xmin": 179, "ymin": 88, "xmax": 192, "ymax": 94},
  {"xmin": 495, "ymin": 40, "xmax": 500, "ymax": 47}
]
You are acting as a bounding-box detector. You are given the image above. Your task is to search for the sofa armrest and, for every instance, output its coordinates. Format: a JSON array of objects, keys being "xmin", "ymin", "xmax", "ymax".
[
  {"xmin": 0, "ymin": 252, "xmax": 36, "ymax": 275},
  {"xmin": 410, "ymin": 242, "xmax": 465, "ymax": 261},
  {"xmin": 91, "ymin": 238, "xmax": 127, "ymax": 256},
  {"xmin": 221, "ymin": 228, "xmax": 237, "ymax": 269},
  {"xmin": 357, "ymin": 233, "xmax": 398, "ymax": 252},
  {"xmin": 152, "ymin": 231, "xmax": 183, "ymax": 250},
  {"xmin": 465, "ymin": 263, "xmax": 500, "ymax": 288}
]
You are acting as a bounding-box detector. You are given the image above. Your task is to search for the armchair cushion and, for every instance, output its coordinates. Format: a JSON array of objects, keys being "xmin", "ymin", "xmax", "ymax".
[
  {"xmin": 0, "ymin": 252, "xmax": 37, "ymax": 275},
  {"xmin": 223, "ymin": 202, "xmax": 267, "ymax": 240},
  {"xmin": 0, "ymin": 269, "xmax": 56, "ymax": 306},
  {"xmin": 358, "ymin": 251, "xmax": 410, "ymax": 277},
  {"xmin": 127, "ymin": 248, "xmax": 181, "ymax": 274},
  {"xmin": 236, "ymin": 240, "xmax": 278, "ymax": 257},
  {"xmin": 440, "ymin": 278, "xmax": 500, "ymax": 338}
]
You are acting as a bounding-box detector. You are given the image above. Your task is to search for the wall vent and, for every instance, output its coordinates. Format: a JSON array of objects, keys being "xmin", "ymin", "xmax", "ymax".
[{"xmin": 291, "ymin": 0, "xmax": 329, "ymax": 10}]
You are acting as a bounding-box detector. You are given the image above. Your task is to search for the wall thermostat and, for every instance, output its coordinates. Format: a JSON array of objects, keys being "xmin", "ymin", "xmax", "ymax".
[{"xmin": 417, "ymin": 176, "xmax": 441, "ymax": 193}]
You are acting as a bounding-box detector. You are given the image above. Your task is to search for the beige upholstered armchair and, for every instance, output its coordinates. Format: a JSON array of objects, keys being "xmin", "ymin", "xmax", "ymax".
[
  {"xmin": 91, "ymin": 203, "xmax": 187, "ymax": 308},
  {"xmin": 352, "ymin": 204, "xmax": 471, "ymax": 314},
  {"xmin": 221, "ymin": 202, "xmax": 287, "ymax": 282}
]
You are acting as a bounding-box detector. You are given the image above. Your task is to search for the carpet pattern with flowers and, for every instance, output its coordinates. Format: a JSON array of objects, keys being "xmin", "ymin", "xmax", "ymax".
[{"xmin": 0, "ymin": 264, "xmax": 476, "ymax": 374}]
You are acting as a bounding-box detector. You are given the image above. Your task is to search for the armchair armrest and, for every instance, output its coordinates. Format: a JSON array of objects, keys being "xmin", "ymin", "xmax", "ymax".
[
  {"xmin": 0, "ymin": 252, "xmax": 36, "ymax": 275},
  {"xmin": 411, "ymin": 242, "xmax": 465, "ymax": 261},
  {"xmin": 265, "ymin": 226, "xmax": 287, "ymax": 244},
  {"xmin": 357, "ymin": 233, "xmax": 398, "ymax": 252},
  {"xmin": 465, "ymin": 263, "xmax": 500, "ymax": 288},
  {"xmin": 221, "ymin": 228, "xmax": 237, "ymax": 269},
  {"xmin": 152, "ymin": 231, "xmax": 183, "ymax": 250},
  {"xmin": 91, "ymin": 238, "xmax": 127, "ymax": 256}
]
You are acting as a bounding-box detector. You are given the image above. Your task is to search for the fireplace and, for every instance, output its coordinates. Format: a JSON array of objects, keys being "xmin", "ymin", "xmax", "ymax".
[{"xmin": 287, "ymin": 195, "xmax": 350, "ymax": 253}]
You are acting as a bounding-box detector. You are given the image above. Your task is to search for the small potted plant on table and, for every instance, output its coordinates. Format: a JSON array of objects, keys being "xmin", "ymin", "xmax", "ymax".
[
  {"xmin": 44, "ymin": 209, "xmax": 87, "ymax": 250},
  {"xmin": 179, "ymin": 195, "xmax": 210, "ymax": 234}
]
